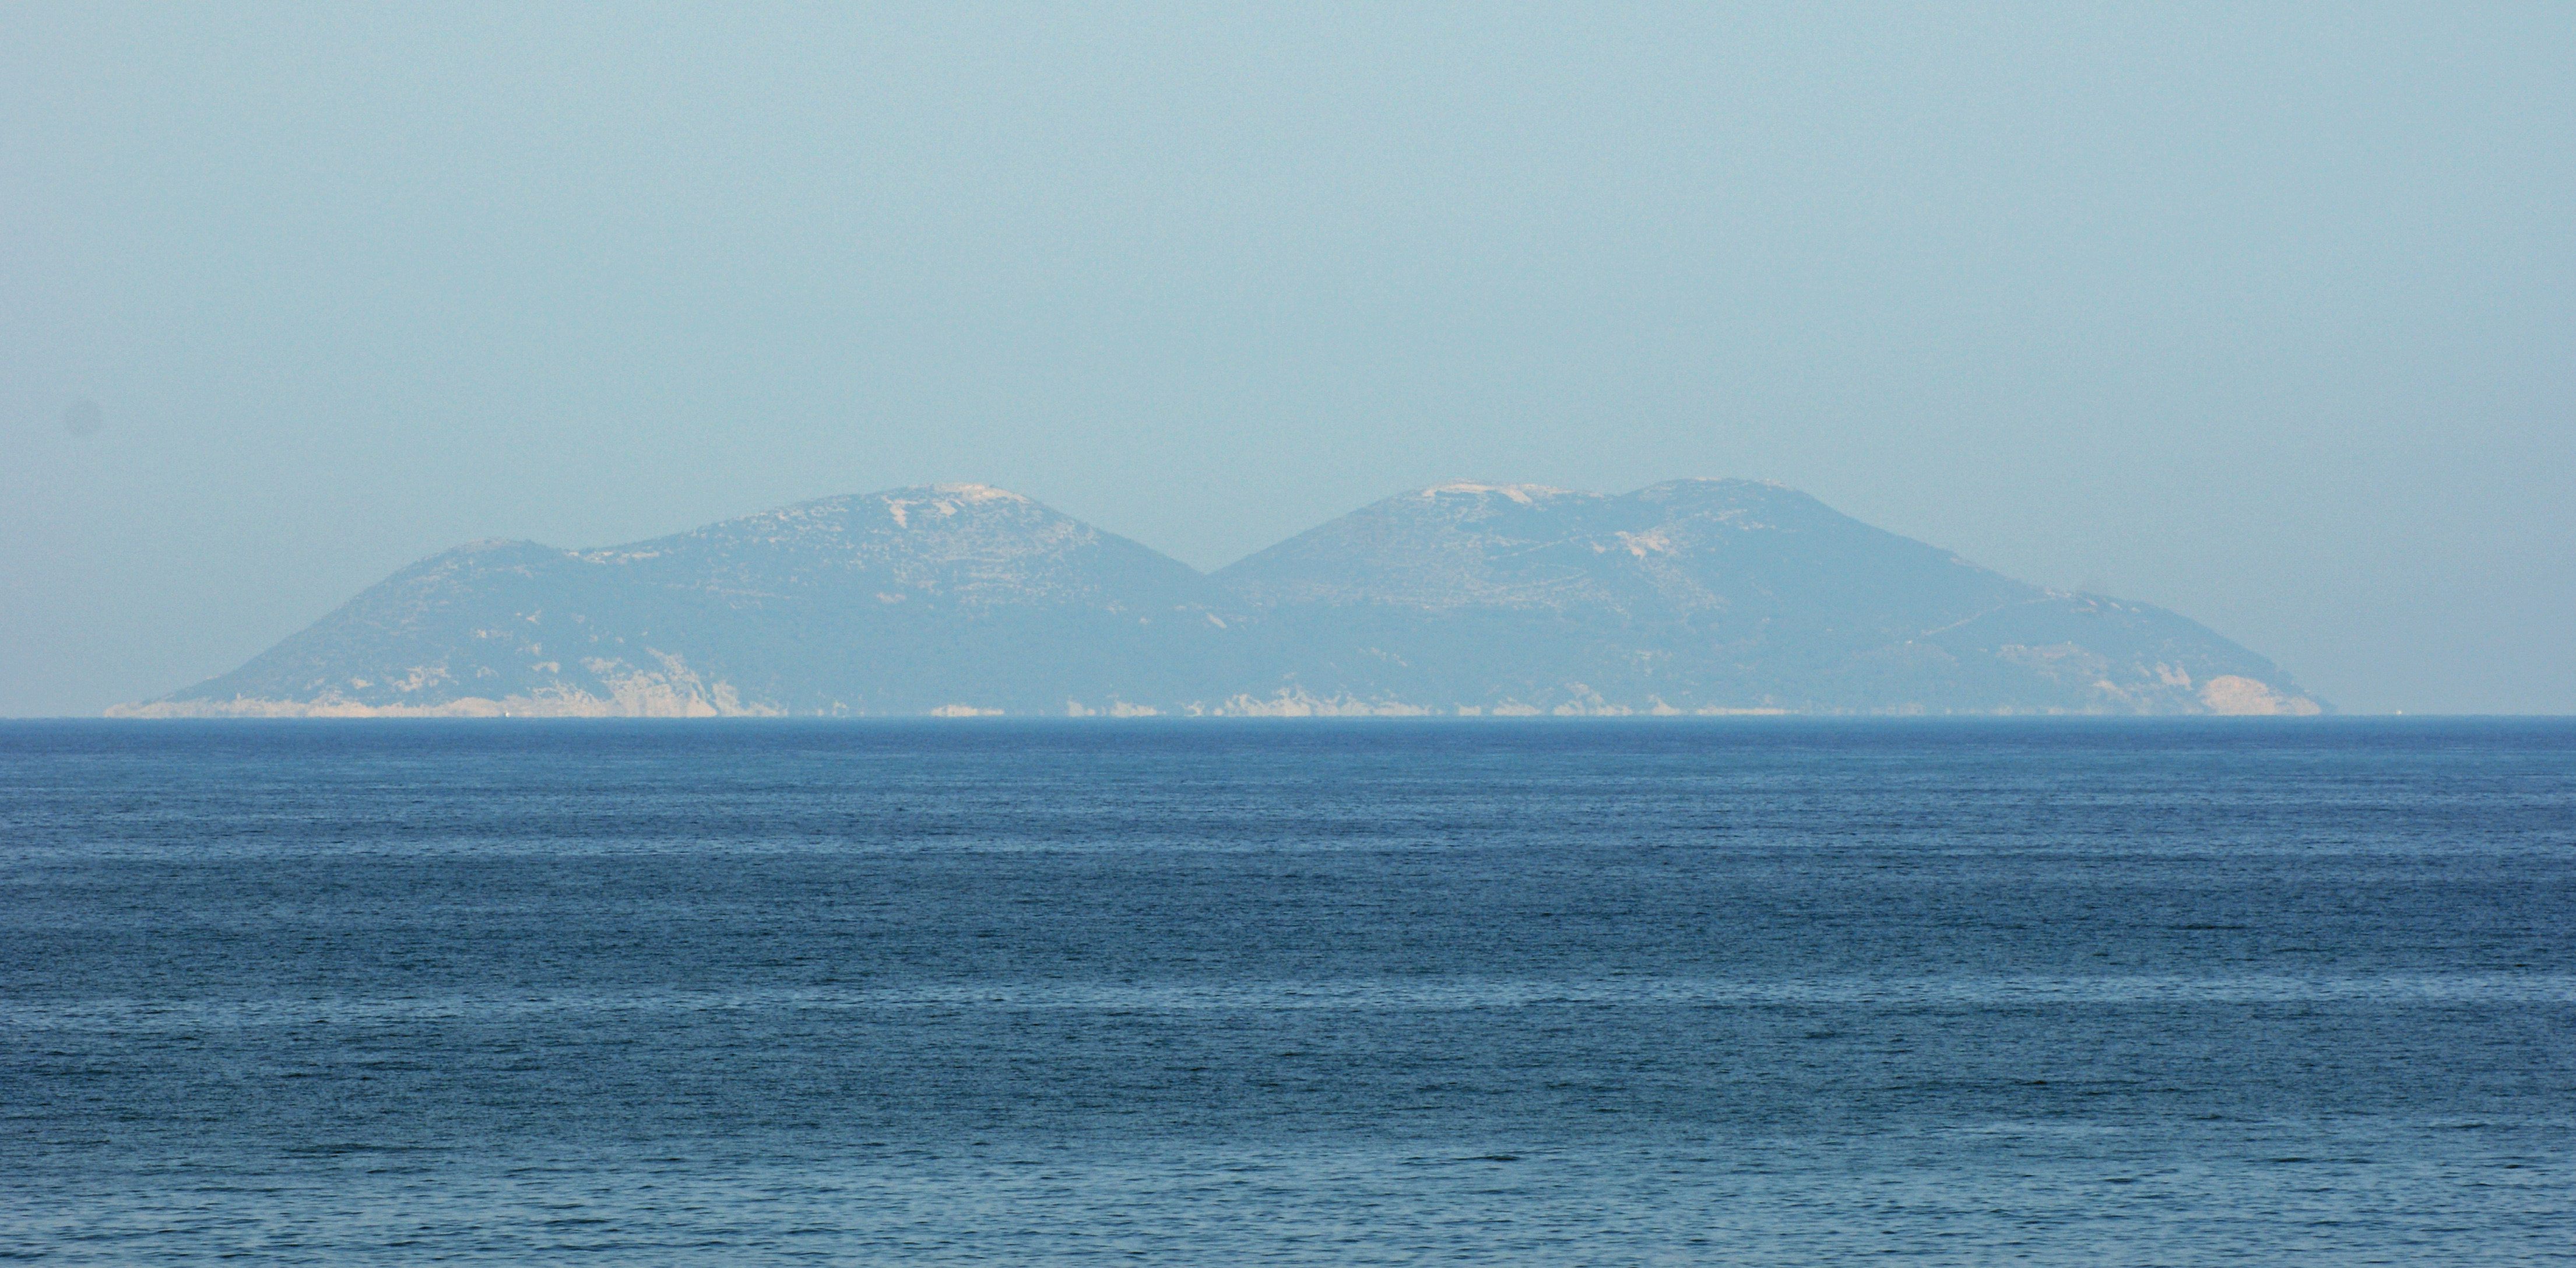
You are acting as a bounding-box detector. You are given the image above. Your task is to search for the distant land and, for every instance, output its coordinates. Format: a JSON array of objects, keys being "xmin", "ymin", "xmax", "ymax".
[{"xmin": 117, "ymin": 480, "xmax": 2324, "ymax": 718}]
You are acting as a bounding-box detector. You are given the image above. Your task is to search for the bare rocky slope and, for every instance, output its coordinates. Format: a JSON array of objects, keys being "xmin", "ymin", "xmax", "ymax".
[{"xmin": 121, "ymin": 480, "xmax": 2322, "ymax": 717}]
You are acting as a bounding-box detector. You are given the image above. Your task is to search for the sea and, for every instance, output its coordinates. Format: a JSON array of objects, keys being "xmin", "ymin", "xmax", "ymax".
[{"xmin": 2, "ymin": 718, "xmax": 2570, "ymax": 1264}]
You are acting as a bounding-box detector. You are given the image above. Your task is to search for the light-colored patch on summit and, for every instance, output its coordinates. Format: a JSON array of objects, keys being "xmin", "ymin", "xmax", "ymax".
[
  {"xmin": 1418, "ymin": 481, "xmax": 1569, "ymax": 504},
  {"xmin": 882, "ymin": 483, "xmax": 1031, "ymax": 531},
  {"xmin": 932, "ymin": 483, "xmax": 1027, "ymax": 502}
]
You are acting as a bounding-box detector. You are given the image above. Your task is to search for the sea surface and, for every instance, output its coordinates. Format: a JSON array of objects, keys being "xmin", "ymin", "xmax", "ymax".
[{"xmin": 2, "ymin": 718, "xmax": 2571, "ymax": 1264}]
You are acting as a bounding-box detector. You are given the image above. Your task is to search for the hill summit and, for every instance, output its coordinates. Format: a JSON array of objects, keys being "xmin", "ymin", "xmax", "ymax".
[{"xmin": 120, "ymin": 480, "xmax": 2322, "ymax": 718}]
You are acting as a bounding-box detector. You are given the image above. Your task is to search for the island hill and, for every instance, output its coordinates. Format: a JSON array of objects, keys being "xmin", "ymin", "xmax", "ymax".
[{"xmin": 119, "ymin": 480, "xmax": 2324, "ymax": 719}]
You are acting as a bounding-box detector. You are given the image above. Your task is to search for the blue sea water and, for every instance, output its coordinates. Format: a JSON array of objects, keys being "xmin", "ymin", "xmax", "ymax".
[{"xmin": 1, "ymin": 718, "xmax": 2571, "ymax": 1265}]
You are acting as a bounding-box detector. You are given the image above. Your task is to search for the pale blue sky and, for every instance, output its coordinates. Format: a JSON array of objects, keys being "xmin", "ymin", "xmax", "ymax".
[{"xmin": 5, "ymin": 2, "xmax": 2570, "ymax": 714}]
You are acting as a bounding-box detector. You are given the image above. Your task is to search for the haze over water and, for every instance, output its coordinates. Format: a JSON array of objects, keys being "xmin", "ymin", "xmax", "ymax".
[
  {"xmin": 8, "ymin": 6, "xmax": 2573, "ymax": 716},
  {"xmin": 5, "ymin": 719, "xmax": 2570, "ymax": 1263}
]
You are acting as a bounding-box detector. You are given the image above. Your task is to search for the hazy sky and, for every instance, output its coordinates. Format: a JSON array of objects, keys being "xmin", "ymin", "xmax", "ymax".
[{"xmin": 5, "ymin": 3, "xmax": 2570, "ymax": 715}]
